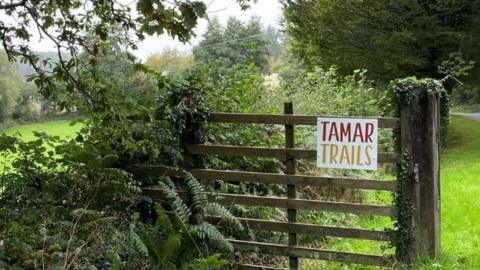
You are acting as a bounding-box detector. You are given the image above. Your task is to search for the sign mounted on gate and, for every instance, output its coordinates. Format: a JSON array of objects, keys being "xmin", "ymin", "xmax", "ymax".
[{"xmin": 317, "ymin": 117, "xmax": 378, "ymax": 170}]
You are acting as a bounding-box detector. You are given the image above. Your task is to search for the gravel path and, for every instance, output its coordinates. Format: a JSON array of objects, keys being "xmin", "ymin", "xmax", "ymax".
[{"xmin": 452, "ymin": 113, "xmax": 480, "ymax": 122}]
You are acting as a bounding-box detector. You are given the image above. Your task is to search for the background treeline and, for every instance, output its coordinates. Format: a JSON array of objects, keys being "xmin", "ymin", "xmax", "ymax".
[
  {"xmin": 3, "ymin": 5, "xmax": 479, "ymax": 134},
  {"xmin": 282, "ymin": 0, "xmax": 480, "ymax": 110},
  {"xmin": 144, "ymin": 16, "xmax": 386, "ymax": 118},
  {"xmin": 0, "ymin": 52, "xmax": 74, "ymax": 129}
]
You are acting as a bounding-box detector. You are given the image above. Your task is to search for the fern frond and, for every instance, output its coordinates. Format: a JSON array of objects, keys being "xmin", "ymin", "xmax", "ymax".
[
  {"xmin": 128, "ymin": 223, "xmax": 149, "ymax": 257},
  {"xmin": 205, "ymin": 202, "xmax": 243, "ymax": 231},
  {"xmin": 160, "ymin": 234, "xmax": 182, "ymax": 268},
  {"xmin": 191, "ymin": 222, "xmax": 233, "ymax": 252},
  {"xmin": 159, "ymin": 175, "xmax": 176, "ymax": 189},
  {"xmin": 185, "ymin": 174, "xmax": 207, "ymax": 211},
  {"xmin": 157, "ymin": 181, "xmax": 191, "ymax": 223},
  {"xmin": 171, "ymin": 197, "xmax": 191, "ymax": 224},
  {"xmin": 189, "ymin": 254, "xmax": 229, "ymax": 270},
  {"xmin": 106, "ymin": 250, "xmax": 122, "ymax": 270},
  {"xmin": 157, "ymin": 181, "xmax": 177, "ymax": 200},
  {"xmin": 155, "ymin": 203, "xmax": 175, "ymax": 236}
]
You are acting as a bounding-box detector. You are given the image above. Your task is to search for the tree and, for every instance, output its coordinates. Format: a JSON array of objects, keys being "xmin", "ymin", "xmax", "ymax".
[
  {"xmin": 0, "ymin": 78, "xmax": 20, "ymax": 125},
  {"xmin": 265, "ymin": 26, "xmax": 284, "ymax": 59},
  {"xmin": 0, "ymin": 52, "xmax": 21, "ymax": 125},
  {"xmin": 0, "ymin": 0, "xmax": 254, "ymax": 107},
  {"xmin": 193, "ymin": 17, "xmax": 271, "ymax": 73},
  {"xmin": 145, "ymin": 47, "xmax": 194, "ymax": 76},
  {"xmin": 283, "ymin": 0, "xmax": 480, "ymax": 90}
]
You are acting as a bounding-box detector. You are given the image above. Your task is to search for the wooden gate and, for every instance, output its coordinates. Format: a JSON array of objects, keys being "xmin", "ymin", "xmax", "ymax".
[{"xmin": 132, "ymin": 89, "xmax": 440, "ymax": 269}]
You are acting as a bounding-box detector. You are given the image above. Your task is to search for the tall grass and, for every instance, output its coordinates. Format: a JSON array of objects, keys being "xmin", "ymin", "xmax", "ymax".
[{"xmin": 422, "ymin": 116, "xmax": 480, "ymax": 269}]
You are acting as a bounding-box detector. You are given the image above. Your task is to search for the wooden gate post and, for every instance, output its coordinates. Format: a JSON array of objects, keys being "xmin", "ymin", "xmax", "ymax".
[
  {"xmin": 400, "ymin": 88, "xmax": 441, "ymax": 259},
  {"xmin": 284, "ymin": 102, "xmax": 298, "ymax": 269}
]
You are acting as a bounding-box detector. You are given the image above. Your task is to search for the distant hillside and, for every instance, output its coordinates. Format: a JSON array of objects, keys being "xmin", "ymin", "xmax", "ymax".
[{"xmin": 16, "ymin": 51, "xmax": 69, "ymax": 78}]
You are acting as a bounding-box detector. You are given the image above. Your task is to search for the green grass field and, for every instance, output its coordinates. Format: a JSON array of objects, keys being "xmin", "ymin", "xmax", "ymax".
[
  {"xmin": 1, "ymin": 120, "xmax": 82, "ymax": 174},
  {"xmin": 2, "ymin": 120, "xmax": 82, "ymax": 140},
  {"xmin": 1, "ymin": 116, "xmax": 479, "ymax": 269},
  {"xmin": 428, "ymin": 115, "xmax": 480, "ymax": 269}
]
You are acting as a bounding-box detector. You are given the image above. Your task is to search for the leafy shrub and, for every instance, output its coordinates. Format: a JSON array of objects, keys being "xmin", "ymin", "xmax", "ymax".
[
  {"xmin": 0, "ymin": 67, "xmax": 244, "ymax": 268},
  {"xmin": 185, "ymin": 62, "xmax": 285, "ymax": 196},
  {"xmin": 0, "ymin": 131, "xmax": 239, "ymax": 269},
  {"xmin": 280, "ymin": 67, "xmax": 384, "ymax": 117},
  {"xmin": 276, "ymin": 67, "xmax": 388, "ymax": 151},
  {"xmin": 0, "ymin": 134, "xmax": 142, "ymax": 268}
]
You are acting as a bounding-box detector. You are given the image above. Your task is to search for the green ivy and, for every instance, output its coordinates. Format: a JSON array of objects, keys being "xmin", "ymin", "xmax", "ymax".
[
  {"xmin": 391, "ymin": 77, "xmax": 444, "ymax": 110},
  {"xmin": 392, "ymin": 149, "xmax": 415, "ymax": 262},
  {"xmin": 390, "ymin": 76, "xmax": 449, "ymax": 145}
]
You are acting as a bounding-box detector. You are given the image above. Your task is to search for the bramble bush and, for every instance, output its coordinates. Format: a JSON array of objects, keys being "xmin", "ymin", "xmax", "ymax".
[
  {"xmin": 275, "ymin": 66, "xmax": 390, "ymax": 151},
  {"xmin": 0, "ymin": 67, "xmax": 243, "ymax": 269}
]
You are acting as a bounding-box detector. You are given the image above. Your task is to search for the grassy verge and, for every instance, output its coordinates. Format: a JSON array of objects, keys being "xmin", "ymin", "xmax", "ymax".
[{"xmin": 413, "ymin": 115, "xmax": 480, "ymax": 269}]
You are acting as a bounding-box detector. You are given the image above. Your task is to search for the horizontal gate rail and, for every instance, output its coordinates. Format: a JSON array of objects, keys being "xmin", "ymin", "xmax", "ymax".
[
  {"xmin": 141, "ymin": 188, "xmax": 396, "ymax": 216},
  {"xmin": 128, "ymin": 164, "xmax": 185, "ymax": 178},
  {"xmin": 236, "ymin": 264, "xmax": 285, "ymax": 270},
  {"xmin": 229, "ymin": 240, "xmax": 395, "ymax": 267},
  {"xmin": 186, "ymin": 144, "xmax": 400, "ymax": 164},
  {"xmin": 191, "ymin": 169, "xmax": 396, "ymax": 191},
  {"xmin": 210, "ymin": 193, "xmax": 397, "ymax": 217},
  {"xmin": 207, "ymin": 216, "xmax": 392, "ymax": 241},
  {"xmin": 129, "ymin": 165, "xmax": 396, "ymax": 191},
  {"xmin": 208, "ymin": 113, "xmax": 399, "ymax": 129}
]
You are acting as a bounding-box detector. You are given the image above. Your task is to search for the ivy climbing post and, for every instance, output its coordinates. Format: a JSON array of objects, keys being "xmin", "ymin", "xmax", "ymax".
[{"xmin": 394, "ymin": 78, "xmax": 442, "ymax": 261}]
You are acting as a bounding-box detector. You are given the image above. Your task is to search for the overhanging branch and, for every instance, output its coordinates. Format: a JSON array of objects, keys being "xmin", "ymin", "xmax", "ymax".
[{"xmin": 0, "ymin": 0, "xmax": 26, "ymax": 9}]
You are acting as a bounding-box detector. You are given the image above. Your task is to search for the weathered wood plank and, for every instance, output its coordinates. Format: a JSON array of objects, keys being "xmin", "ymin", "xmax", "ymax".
[
  {"xmin": 230, "ymin": 240, "xmax": 396, "ymax": 267},
  {"xmin": 236, "ymin": 264, "xmax": 285, "ymax": 270},
  {"xmin": 129, "ymin": 166, "xmax": 396, "ymax": 191},
  {"xmin": 284, "ymin": 102, "xmax": 298, "ymax": 269},
  {"xmin": 191, "ymin": 169, "xmax": 396, "ymax": 191},
  {"xmin": 142, "ymin": 188, "xmax": 396, "ymax": 216},
  {"xmin": 208, "ymin": 113, "xmax": 399, "ymax": 129},
  {"xmin": 186, "ymin": 144, "xmax": 400, "ymax": 164},
  {"xmin": 208, "ymin": 216, "xmax": 392, "ymax": 241},
  {"xmin": 424, "ymin": 93, "xmax": 441, "ymax": 257},
  {"xmin": 399, "ymin": 90, "xmax": 441, "ymax": 259},
  {"xmin": 210, "ymin": 193, "xmax": 396, "ymax": 217},
  {"xmin": 141, "ymin": 187, "xmax": 168, "ymax": 200},
  {"xmin": 128, "ymin": 164, "xmax": 185, "ymax": 178}
]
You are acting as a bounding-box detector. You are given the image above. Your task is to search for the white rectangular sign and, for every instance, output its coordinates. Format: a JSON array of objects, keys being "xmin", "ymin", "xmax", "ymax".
[{"xmin": 317, "ymin": 117, "xmax": 378, "ymax": 170}]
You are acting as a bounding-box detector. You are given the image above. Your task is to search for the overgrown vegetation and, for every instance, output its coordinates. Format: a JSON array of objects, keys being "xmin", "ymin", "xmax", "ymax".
[
  {"xmin": 0, "ymin": 72, "xmax": 245, "ymax": 268},
  {"xmin": 1, "ymin": 0, "xmax": 479, "ymax": 269}
]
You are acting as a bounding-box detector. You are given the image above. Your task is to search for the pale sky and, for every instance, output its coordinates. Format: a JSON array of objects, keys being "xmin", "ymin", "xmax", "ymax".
[
  {"xmin": 136, "ymin": 0, "xmax": 283, "ymax": 61},
  {"xmin": 21, "ymin": 0, "xmax": 283, "ymax": 62}
]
